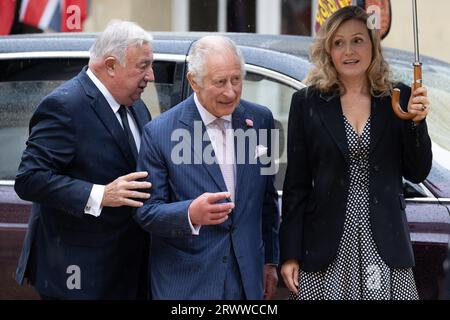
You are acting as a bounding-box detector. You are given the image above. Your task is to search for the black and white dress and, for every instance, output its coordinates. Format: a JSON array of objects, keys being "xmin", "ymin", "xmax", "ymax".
[{"xmin": 290, "ymin": 115, "xmax": 419, "ymax": 300}]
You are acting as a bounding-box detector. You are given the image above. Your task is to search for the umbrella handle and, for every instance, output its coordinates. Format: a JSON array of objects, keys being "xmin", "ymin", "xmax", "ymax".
[{"xmin": 391, "ymin": 63, "xmax": 422, "ymax": 120}]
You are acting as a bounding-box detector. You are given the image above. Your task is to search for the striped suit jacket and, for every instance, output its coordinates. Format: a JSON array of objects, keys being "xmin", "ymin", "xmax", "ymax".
[{"xmin": 135, "ymin": 94, "xmax": 279, "ymax": 299}]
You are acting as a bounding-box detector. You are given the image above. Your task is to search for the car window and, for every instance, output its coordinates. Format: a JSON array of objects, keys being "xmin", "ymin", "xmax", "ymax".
[
  {"xmin": 0, "ymin": 79, "xmax": 62, "ymax": 181},
  {"xmin": 391, "ymin": 59, "xmax": 450, "ymax": 198},
  {"xmin": 242, "ymin": 71, "xmax": 298, "ymax": 190},
  {"xmin": 0, "ymin": 58, "xmax": 179, "ymax": 181}
]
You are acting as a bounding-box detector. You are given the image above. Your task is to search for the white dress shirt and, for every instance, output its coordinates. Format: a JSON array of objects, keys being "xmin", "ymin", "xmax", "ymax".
[{"xmin": 188, "ymin": 94, "xmax": 236, "ymax": 234}]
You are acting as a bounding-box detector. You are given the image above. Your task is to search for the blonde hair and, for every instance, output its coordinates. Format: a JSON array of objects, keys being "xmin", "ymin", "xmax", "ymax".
[{"xmin": 305, "ymin": 6, "xmax": 392, "ymax": 97}]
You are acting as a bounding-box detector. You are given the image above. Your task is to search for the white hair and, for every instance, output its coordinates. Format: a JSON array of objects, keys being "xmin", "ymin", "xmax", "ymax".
[
  {"xmin": 187, "ymin": 35, "xmax": 245, "ymax": 85},
  {"xmin": 89, "ymin": 20, "xmax": 152, "ymax": 65}
]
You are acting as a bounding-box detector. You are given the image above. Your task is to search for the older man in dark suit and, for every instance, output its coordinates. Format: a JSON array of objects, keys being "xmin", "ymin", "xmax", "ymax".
[
  {"xmin": 135, "ymin": 36, "xmax": 280, "ymax": 300},
  {"xmin": 14, "ymin": 20, "xmax": 153, "ymax": 299}
]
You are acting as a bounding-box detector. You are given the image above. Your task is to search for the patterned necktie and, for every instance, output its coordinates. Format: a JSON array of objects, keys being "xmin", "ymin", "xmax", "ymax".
[
  {"xmin": 118, "ymin": 105, "xmax": 138, "ymax": 160},
  {"xmin": 214, "ymin": 118, "xmax": 235, "ymax": 202}
]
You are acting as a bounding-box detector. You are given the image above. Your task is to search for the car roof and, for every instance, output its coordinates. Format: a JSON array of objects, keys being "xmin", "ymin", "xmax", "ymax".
[
  {"xmin": 0, "ymin": 32, "xmax": 314, "ymax": 82},
  {"xmin": 0, "ymin": 32, "xmax": 311, "ymax": 55},
  {"xmin": 2, "ymin": 32, "xmax": 449, "ymax": 82}
]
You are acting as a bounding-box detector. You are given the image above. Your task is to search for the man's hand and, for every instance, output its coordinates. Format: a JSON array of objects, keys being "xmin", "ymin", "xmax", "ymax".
[
  {"xmin": 101, "ymin": 171, "xmax": 151, "ymax": 208},
  {"xmin": 263, "ymin": 264, "xmax": 278, "ymax": 300},
  {"xmin": 188, "ymin": 192, "xmax": 234, "ymax": 225},
  {"xmin": 280, "ymin": 259, "xmax": 299, "ymax": 294}
]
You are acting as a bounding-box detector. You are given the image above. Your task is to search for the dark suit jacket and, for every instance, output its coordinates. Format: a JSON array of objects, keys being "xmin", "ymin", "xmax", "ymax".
[
  {"xmin": 280, "ymin": 83, "xmax": 432, "ymax": 272},
  {"xmin": 135, "ymin": 95, "xmax": 279, "ymax": 299},
  {"xmin": 14, "ymin": 67, "xmax": 152, "ymax": 299}
]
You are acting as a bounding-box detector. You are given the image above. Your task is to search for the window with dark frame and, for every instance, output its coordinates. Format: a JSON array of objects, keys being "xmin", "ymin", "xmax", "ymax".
[
  {"xmin": 227, "ymin": 0, "xmax": 256, "ymax": 33},
  {"xmin": 189, "ymin": 0, "xmax": 219, "ymax": 31},
  {"xmin": 281, "ymin": 0, "xmax": 312, "ymax": 36}
]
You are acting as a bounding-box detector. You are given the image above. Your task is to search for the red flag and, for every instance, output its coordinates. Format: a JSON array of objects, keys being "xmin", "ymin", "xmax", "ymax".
[
  {"xmin": 0, "ymin": 0, "xmax": 16, "ymax": 35},
  {"xmin": 19, "ymin": 0, "xmax": 59, "ymax": 30},
  {"xmin": 61, "ymin": 0, "xmax": 87, "ymax": 32}
]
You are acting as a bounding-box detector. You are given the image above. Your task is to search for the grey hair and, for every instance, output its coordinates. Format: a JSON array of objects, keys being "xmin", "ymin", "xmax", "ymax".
[
  {"xmin": 89, "ymin": 20, "xmax": 152, "ymax": 65},
  {"xmin": 187, "ymin": 35, "xmax": 246, "ymax": 85}
]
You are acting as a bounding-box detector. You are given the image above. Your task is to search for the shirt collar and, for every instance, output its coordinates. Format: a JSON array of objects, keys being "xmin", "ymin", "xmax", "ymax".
[
  {"xmin": 193, "ymin": 93, "xmax": 232, "ymax": 127},
  {"xmin": 86, "ymin": 68, "xmax": 121, "ymax": 113}
]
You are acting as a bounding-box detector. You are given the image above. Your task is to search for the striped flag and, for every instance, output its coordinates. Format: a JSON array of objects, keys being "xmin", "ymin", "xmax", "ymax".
[
  {"xmin": 19, "ymin": 0, "xmax": 59, "ymax": 30},
  {"xmin": 19, "ymin": 0, "xmax": 88, "ymax": 32},
  {"xmin": 0, "ymin": 0, "xmax": 16, "ymax": 35}
]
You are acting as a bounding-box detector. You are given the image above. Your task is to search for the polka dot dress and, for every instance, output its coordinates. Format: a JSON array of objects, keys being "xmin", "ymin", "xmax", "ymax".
[{"xmin": 290, "ymin": 116, "xmax": 419, "ymax": 300}]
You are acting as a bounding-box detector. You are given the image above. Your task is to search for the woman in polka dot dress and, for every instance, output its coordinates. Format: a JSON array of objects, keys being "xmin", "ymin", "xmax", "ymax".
[{"xmin": 279, "ymin": 6, "xmax": 432, "ymax": 300}]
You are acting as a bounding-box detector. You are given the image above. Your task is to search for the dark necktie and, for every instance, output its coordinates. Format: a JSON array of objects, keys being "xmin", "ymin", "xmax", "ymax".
[{"xmin": 118, "ymin": 105, "xmax": 138, "ymax": 160}]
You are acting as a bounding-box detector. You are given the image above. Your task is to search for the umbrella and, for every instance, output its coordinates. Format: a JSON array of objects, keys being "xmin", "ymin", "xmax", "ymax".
[{"xmin": 391, "ymin": 0, "xmax": 422, "ymax": 120}]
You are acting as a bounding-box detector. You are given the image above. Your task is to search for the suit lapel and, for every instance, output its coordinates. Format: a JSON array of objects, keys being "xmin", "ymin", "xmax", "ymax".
[
  {"xmin": 317, "ymin": 94, "xmax": 349, "ymax": 164},
  {"xmin": 179, "ymin": 96, "xmax": 228, "ymax": 193},
  {"xmin": 77, "ymin": 68, "xmax": 137, "ymax": 167}
]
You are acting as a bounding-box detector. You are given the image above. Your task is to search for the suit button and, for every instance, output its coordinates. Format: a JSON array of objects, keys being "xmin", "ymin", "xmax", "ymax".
[
  {"xmin": 222, "ymin": 256, "xmax": 228, "ymax": 263},
  {"xmin": 373, "ymin": 197, "xmax": 379, "ymax": 205},
  {"xmin": 374, "ymin": 165, "xmax": 380, "ymax": 172}
]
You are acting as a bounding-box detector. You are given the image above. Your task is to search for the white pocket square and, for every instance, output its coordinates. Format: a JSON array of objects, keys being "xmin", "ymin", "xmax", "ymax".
[{"xmin": 254, "ymin": 145, "xmax": 268, "ymax": 159}]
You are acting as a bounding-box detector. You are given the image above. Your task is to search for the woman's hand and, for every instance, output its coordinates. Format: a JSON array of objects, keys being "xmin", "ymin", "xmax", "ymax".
[
  {"xmin": 408, "ymin": 85, "xmax": 430, "ymax": 123},
  {"xmin": 280, "ymin": 259, "xmax": 300, "ymax": 294}
]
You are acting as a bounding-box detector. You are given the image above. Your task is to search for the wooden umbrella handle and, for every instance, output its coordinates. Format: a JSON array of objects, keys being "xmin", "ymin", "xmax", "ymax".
[{"xmin": 391, "ymin": 63, "xmax": 422, "ymax": 120}]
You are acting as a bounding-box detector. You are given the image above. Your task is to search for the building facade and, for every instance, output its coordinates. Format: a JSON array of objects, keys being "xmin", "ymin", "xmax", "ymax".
[{"xmin": 83, "ymin": 0, "xmax": 450, "ymax": 64}]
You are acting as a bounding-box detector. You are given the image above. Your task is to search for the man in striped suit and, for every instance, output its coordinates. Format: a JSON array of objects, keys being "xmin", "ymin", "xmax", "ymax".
[{"xmin": 135, "ymin": 35, "xmax": 280, "ymax": 300}]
